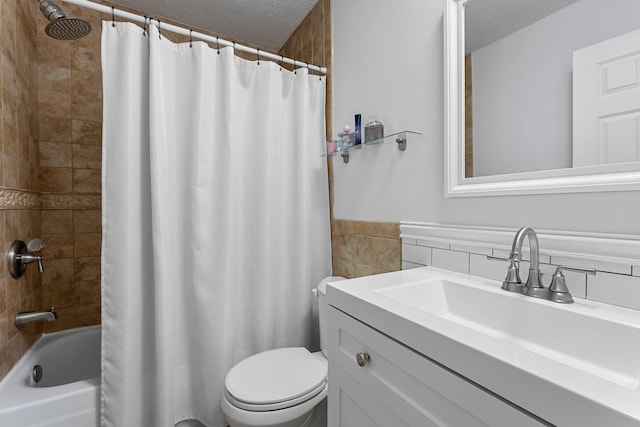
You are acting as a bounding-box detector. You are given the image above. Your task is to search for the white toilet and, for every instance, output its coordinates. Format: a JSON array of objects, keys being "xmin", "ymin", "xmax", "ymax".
[{"xmin": 221, "ymin": 276, "xmax": 345, "ymax": 427}]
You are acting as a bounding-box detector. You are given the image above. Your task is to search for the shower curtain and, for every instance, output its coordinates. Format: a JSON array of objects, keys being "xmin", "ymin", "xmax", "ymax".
[{"xmin": 101, "ymin": 22, "xmax": 331, "ymax": 427}]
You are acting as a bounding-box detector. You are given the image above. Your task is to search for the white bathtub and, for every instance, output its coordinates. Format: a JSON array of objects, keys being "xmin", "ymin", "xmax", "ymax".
[{"xmin": 0, "ymin": 325, "xmax": 101, "ymax": 427}]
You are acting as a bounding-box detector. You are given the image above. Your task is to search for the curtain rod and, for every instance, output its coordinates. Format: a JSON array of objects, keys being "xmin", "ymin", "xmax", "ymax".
[{"xmin": 61, "ymin": 0, "xmax": 328, "ymax": 75}]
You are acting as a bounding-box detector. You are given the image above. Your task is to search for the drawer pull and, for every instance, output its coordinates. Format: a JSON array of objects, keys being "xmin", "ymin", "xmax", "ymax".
[{"xmin": 356, "ymin": 352, "xmax": 371, "ymax": 367}]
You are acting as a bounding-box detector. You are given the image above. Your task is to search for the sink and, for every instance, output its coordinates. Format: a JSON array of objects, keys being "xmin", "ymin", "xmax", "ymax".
[
  {"xmin": 327, "ymin": 267, "xmax": 640, "ymax": 426},
  {"xmin": 376, "ymin": 277, "xmax": 640, "ymax": 389}
]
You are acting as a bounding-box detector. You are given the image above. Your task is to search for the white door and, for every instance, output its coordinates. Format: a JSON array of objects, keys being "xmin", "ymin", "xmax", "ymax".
[{"xmin": 573, "ymin": 28, "xmax": 640, "ymax": 167}]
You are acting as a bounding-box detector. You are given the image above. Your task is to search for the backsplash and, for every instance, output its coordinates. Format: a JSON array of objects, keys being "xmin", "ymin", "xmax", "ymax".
[{"xmin": 402, "ymin": 222, "xmax": 640, "ymax": 311}]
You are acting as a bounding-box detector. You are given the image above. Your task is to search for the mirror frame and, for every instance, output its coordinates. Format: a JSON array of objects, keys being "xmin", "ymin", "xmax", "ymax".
[{"xmin": 444, "ymin": 0, "xmax": 640, "ymax": 197}]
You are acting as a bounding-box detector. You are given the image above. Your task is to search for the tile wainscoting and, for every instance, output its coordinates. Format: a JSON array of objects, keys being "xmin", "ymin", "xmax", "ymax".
[{"xmin": 401, "ymin": 222, "xmax": 640, "ymax": 311}]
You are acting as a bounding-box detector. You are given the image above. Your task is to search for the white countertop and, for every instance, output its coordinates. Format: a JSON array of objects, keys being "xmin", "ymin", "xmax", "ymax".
[{"xmin": 327, "ymin": 267, "xmax": 640, "ymax": 427}]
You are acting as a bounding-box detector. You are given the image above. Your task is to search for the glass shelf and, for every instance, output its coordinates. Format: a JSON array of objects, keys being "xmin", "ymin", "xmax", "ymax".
[{"xmin": 322, "ymin": 130, "xmax": 422, "ymax": 163}]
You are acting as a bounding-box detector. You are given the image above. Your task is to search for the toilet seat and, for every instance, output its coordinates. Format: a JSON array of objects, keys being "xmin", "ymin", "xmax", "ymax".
[
  {"xmin": 224, "ymin": 381, "xmax": 326, "ymax": 412},
  {"xmin": 224, "ymin": 347, "xmax": 327, "ymax": 412}
]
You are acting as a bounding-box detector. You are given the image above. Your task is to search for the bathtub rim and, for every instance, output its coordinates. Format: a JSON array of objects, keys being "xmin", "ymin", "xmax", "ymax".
[{"xmin": 0, "ymin": 324, "xmax": 101, "ymax": 413}]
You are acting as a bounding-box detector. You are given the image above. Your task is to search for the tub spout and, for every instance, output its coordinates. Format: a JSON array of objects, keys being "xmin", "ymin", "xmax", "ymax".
[{"xmin": 15, "ymin": 307, "xmax": 57, "ymax": 328}]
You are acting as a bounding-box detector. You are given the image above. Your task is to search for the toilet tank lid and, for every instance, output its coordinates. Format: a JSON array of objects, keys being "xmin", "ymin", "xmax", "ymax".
[
  {"xmin": 317, "ymin": 276, "xmax": 346, "ymax": 296},
  {"xmin": 225, "ymin": 347, "xmax": 326, "ymax": 405}
]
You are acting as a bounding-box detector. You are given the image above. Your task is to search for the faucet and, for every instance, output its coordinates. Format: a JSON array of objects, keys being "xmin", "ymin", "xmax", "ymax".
[
  {"xmin": 509, "ymin": 226, "xmax": 546, "ymax": 297},
  {"xmin": 15, "ymin": 307, "xmax": 57, "ymax": 327},
  {"xmin": 489, "ymin": 226, "xmax": 596, "ymax": 304}
]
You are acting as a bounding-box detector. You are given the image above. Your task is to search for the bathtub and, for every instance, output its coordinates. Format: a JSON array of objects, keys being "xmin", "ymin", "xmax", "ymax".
[{"xmin": 0, "ymin": 325, "xmax": 101, "ymax": 427}]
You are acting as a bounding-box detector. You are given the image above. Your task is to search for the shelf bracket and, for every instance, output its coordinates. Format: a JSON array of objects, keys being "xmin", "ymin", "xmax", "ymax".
[
  {"xmin": 341, "ymin": 151, "xmax": 350, "ymax": 163},
  {"xmin": 396, "ymin": 135, "xmax": 407, "ymax": 151}
]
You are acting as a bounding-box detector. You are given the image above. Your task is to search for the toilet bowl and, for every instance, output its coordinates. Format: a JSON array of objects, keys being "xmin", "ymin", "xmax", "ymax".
[{"xmin": 221, "ymin": 276, "xmax": 345, "ymax": 427}]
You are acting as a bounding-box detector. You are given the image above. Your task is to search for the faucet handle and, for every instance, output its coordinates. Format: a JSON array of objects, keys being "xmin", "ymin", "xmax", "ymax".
[
  {"xmin": 548, "ymin": 266, "xmax": 596, "ymax": 304},
  {"xmin": 554, "ymin": 266, "xmax": 596, "ymax": 276},
  {"xmin": 487, "ymin": 255, "xmax": 523, "ymax": 292},
  {"xmin": 486, "ymin": 255, "xmax": 512, "ymax": 263}
]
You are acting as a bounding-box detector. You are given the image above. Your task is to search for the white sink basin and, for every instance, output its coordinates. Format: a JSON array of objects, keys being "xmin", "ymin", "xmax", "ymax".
[
  {"xmin": 376, "ymin": 277, "xmax": 640, "ymax": 389},
  {"xmin": 327, "ymin": 267, "xmax": 640, "ymax": 426}
]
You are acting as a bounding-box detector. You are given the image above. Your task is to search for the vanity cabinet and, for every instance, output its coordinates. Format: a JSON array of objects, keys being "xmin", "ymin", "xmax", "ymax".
[{"xmin": 327, "ymin": 306, "xmax": 546, "ymax": 427}]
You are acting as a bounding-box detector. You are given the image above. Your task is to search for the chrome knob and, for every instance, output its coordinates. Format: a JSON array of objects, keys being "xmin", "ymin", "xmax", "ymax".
[{"xmin": 356, "ymin": 352, "xmax": 370, "ymax": 367}]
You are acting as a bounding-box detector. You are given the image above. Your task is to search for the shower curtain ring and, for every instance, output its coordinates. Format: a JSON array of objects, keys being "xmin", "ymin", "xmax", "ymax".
[
  {"xmin": 111, "ymin": 6, "xmax": 115, "ymax": 27},
  {"xmin": 280, "ymin": 55, "xmax": 283, "ymax": 71},
  {"xmin": 217, "ymin": 37, "xmax": 220, "ymax": 54},
  {"xmin": 158, "ymin": 20, "xmax": 162, "ymax": 39},
  {"xmin": 257, "ymin": 49, "xmax": 260, "ymax": 66},
  {"xmin": 143, "ymin": 16, "xmax": 148, "ymax": 36},
  {"xmin": 189, "ymin": 29, "xmax": 193, "ymax": 48}
]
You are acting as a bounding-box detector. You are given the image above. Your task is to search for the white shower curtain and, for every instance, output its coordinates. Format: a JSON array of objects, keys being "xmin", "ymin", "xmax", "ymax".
[{"xmin": 101, "ymin": 22, "xmax": 331, "ymax": 427}]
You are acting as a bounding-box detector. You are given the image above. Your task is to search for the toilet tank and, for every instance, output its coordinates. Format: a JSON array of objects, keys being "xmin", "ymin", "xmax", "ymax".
[{"xmin": 316, "ymin": 276, "xmax": 345, "ymax": 358}]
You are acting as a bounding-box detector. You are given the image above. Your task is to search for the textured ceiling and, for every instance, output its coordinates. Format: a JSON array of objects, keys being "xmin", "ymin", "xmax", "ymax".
[
  {"xmin": 107, "ymin": 0, "xmax": 318, "ymax": 51},
  {"xmin": 465, "ymin": 0, "xmax": 580, "ymax": 52}
]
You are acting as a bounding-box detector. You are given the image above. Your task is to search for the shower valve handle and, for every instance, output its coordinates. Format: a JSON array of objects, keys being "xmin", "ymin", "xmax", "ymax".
[
  {"xmin": 18, "ymin": 254, "xmax": 44, "ymax": 273},
  {"xmin": 7, "ymin": 240, "xmax": 45, "ymax": 278}
]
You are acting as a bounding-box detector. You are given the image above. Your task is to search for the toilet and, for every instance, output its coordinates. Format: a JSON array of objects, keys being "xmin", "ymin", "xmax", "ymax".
[{"xmin": 221, "ymin": 276, "xmax": 345, "ymax": 427}]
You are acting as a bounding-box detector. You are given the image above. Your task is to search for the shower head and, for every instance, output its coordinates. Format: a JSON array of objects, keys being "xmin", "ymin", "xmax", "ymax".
[{"xmin": 38, "ymin": 0, "xmax": 92, "ymax": 40}]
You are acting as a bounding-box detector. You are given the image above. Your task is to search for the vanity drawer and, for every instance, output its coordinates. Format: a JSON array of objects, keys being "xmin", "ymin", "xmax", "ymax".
[{"xmin": 327, "ymin": 306, "xmax": 548, "ymax": 427}]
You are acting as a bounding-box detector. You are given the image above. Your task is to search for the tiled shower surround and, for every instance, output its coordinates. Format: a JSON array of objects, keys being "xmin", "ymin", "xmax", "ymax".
[
  {"xmin": 36, "ymin": 1, "xmax": 103, "ymax": 335},
  {"xmin": 0, "ymin": 0, "xmax": 43, "ymax": 378},
  {"xmin": 0, "ymin": 0, "xmax": 347, "ymax": 379}
]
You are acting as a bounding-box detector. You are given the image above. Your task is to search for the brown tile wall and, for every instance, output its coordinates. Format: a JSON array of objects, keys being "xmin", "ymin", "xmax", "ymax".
[
  {"xmin": 331, "ymin": 220, "xmax": 401, "ymax": 278},
  {"xmin": 279, "ymin": 0, "xmax": 332, "ymax": 141},
  {"xmin": 0, "ymin": 0, "xmax": 44, "ymax": 378},
  {"xmin": 279, "ymin": 1, "xmax": 401, "ymax": 278},
  {"xmin": 36, "ymin": 2, "xmax": 105, "ymax": 335}
]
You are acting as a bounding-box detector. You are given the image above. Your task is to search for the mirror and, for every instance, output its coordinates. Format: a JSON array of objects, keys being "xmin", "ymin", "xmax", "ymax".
[{"xmin": 445, "ymin": 0, "xmax": 640, "ymax": 197}]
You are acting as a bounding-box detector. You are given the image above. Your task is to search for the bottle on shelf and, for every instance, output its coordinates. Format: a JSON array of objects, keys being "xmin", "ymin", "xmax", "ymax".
[{"xmin": 354, "ymin": 114, "xmax": 362, "ymax": 149}]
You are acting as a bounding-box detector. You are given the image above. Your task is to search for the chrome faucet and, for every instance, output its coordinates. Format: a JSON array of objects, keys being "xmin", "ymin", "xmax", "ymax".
[
  {"xmin": 489, "ymin": 226, "xmax": 596, "ymax": 304},
  {"xmin": 15, "ymin": 307, "xmax": 57, "ymax": 327},
  {"xmin": 510, "ymin": 226, "xmax": 546, "ymax": 297}
]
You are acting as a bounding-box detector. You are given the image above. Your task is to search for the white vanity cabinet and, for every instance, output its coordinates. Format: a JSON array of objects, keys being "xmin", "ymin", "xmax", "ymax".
[{"xmin": 327, "ymin": 306, "xmax": 546, "ymax": 427}]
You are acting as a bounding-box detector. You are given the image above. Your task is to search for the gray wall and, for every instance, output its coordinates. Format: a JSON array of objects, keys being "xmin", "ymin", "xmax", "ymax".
[{"xmin": 331, "ymin": 0, "xmax": 640, "ymax": 235}]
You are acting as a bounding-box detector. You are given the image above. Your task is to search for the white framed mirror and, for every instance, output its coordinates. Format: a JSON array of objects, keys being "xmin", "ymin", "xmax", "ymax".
[{"xmin": 445, "ymin": 0, "xmax": 640, "ymax": 197}]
